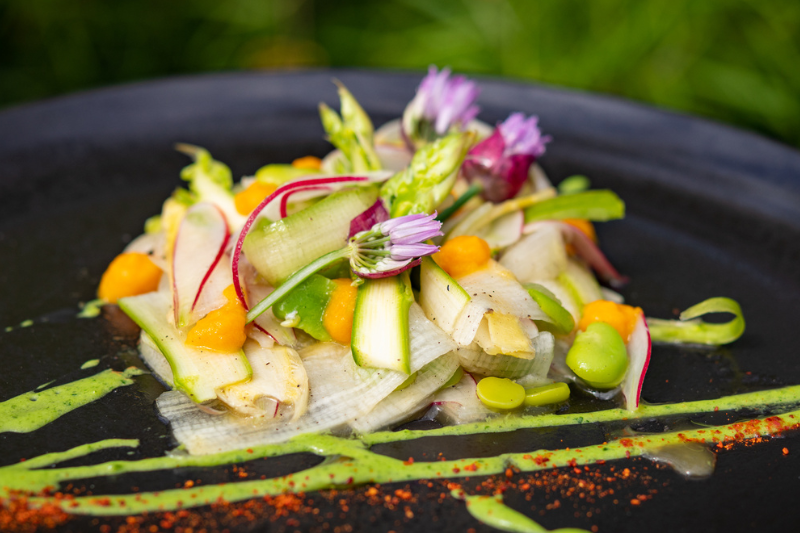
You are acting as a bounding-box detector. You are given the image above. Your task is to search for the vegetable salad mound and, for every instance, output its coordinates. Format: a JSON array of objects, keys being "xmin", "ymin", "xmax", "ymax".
[{"xmin": 98, "ymin": 67, "xmax": 745, "ymax": 455}]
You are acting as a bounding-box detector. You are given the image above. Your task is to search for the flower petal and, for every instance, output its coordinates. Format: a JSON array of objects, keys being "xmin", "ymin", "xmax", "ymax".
[{"xmin": 389, "ymin": 243, "xmax": 439, "ymax": 261}]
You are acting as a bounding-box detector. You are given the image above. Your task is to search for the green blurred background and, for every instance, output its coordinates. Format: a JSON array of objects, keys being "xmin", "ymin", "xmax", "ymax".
[{"xmin": 2, "ymin": 0, "xmax": 799, "ymax": 147}]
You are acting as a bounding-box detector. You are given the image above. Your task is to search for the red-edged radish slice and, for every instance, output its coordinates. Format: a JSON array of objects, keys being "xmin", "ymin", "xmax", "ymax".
[
  {"xmin": 524, "ymin": 220, "xmax": 628, "ymax": 287},
  {"xmin": 481, "ymin": 209, "xmax": 524, "ymax": 250},
  {"xmin": 259, "ymin": 172, "xmax": 392, "ymax": 221},
  {"xmin": 279, "ymin": 185, "xmax": 332, "ymax": 219},
  {"xmin": 425, "ymin": 371, "xmax": 491, "ymax": 425},
  {"xmin": 349, "ymin": 199, "xmax": 390, "ymax": 237},
  {"xmin": 231, "ymin": 175, "xmax": 380, "ymax": 308},
  {"xmin": 246, "ymin": 278, "xmax": 297, "ymax": 346},
  {"xmin": 171, "ymin": 202, "xmax": 230, "ymax": 328},
  {"xmin": 621, "ymin": 313, "xmax": 651, "ymax": 411},
  {"xmin": 190, "ymin": 254, "xmax": 233, "ymax": 322}
]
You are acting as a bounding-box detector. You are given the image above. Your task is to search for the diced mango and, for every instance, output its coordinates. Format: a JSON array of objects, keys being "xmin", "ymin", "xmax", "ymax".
[
  {"xmin": 234, "ymin": 182, "xmax": 278, "ymax": 215},
  {"xmin": 292, "ymin": 156, "xmax": 323, "ymax": 170},
  {"xmin": 185, "ymin": 285, "xmax": 247, "ymax": 352},
  {"xmin": 434, "ymin": 235, "xmax": 491, "ymax": 278},
  {"xmin": 98, "ymin": 252, "xmax": 162, "ymax": 303},
  {"xmin": 578, "ymin": 299, "xmax": 642, "ymax": 343},
  {"xmin": 322, "ymin": 278, "xmax": 358, "ymax": 345}
]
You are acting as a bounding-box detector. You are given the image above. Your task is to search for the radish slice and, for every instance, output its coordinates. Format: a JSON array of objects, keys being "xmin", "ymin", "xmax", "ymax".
[
  {"xmin": 480, "ymin": 209, "xmax": 524, "ymax": 250},
  {"xmin": 190, "ymin": 254, "xmax": 233, "ymax": 322},
  {"xmin": 349, "ymin": 199, "xmax": 389, "ymax": 237},
  {"xmin": 523, "ymin": 221, "xmax": 628, "ymax": 287},
  {"xmin": 425, "ymin": 372, "xmax": 493, "ymax": 425},
  {"xmin": 621, "ymin": 314, "xmax": 651, "ymax": 411},
  {"xmin": 231, "ymin": 175, "xmax": 386, "ymax": 308},
  {"xmin": 245, "ymin": 278, "xmax": 297, "ymax": 346},
  {"xmin": 279, "ymin": 185, "xmax": 332, "ymax": 218},
  {"xmin": 259, "ymin": 172, "xmax": 391, "ymax": 221},
  {"xmin": 171, "ymin": 202, "xmax": 230, "ymax": 328}
]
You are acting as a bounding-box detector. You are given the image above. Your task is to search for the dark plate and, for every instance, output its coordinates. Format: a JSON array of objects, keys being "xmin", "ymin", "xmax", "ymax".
[{"xmin": 1, "ymin": 71, "xmax": 800, "ymax": 532}]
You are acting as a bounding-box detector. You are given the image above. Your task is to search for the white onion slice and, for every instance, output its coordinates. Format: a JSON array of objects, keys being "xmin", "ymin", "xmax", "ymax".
[
  {"xmin": 456, "ymin": 332, "xmax": 554, "ymax": 380},
  {"xmin": 216, "ymin": 341, "xmax": 308, "ymax": 420},
  {"xmin": 452, "ymin": 260, "xmax": 548, "ymax": 346},
  {"xmin": 156, "ymin": 303, "xmax": 454, "ymax": 454},
  {"xmin": 349, "ymin": 352, "xmax": 460, "ymax": 434}
]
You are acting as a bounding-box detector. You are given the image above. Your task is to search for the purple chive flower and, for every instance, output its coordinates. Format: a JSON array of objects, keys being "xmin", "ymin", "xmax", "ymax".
[
  {"xmin": 402, "ymin": 66, "xmax": 481, "ymax": 149},
  {"xmin": 349, "ymin": 212, "xmax": 442, "ymax": 277},
  {"xmin": 462, "ymin": 112, "xmax": 551, "ymax": 202}
]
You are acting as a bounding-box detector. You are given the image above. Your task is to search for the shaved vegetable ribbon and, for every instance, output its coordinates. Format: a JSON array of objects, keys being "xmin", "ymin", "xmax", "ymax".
[
  {"xmin": 246, "ymin": 248, "xmax": 352, "ymax": 323},
  {"xmin": 647, "ymin": 297, "xmax": 745, "ymax": 346},
  {"xmin": 523, "ymin": 190, "xmax": 624, "ymax": 223},
  {"xmin": 231, "ymin": 176, "xmax": 374, "ymax": 309}
]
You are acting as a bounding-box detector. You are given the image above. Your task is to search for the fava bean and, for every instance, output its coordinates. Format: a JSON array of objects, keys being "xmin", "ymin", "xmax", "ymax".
[
  {"xmin": 439, "ymin": 366, "xmax": 464, "ymax": 390},
  {"xmin": 566, "ymin": 321, "xmax": 628, "ymax": 389},
  {"xmin": 524, "ymin": 382, "xmax": 571, "ymax": 406},
  {"xmin": 526, "ymin": 284, "xmax": 575, "ymax": 335},
  {"xmin": 477, "ymin": 377, "xmax": 525, "ymax": 410},
  {"xmin": 395, "ymin": 372, "xmax": 418, "ymax": 391}
]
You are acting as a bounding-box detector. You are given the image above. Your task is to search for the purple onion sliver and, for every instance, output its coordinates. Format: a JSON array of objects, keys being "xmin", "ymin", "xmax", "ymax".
[
  {"xmin": 348, "ymin": 200, "xmax": 390, "ymax": 238},
  {"xmin": 467, "ymin": 128, "xmax": 505, "ymax": 162}
]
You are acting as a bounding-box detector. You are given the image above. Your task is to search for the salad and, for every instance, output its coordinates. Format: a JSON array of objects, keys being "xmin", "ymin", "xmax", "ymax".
[{"xmin": 97, "ymin": 67, "xmax": 745, "ymax": 456}]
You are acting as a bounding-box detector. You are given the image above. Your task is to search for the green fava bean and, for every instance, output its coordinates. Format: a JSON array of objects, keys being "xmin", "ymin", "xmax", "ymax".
[
  {"xmin": 477, "ymin": 377, "xmax": 525, "ymax": 410},
  {"xmin": 525, "ymin": 284, "xmax": 575, "ymax": 335},
  {"xmin": 524, "ymin": 382, "xmax": 571, "ymax": 407},
  {"xmin": 395, "ymin": 372, "xmax": 418, "ymax": 391},
  {"xmin": 566, "ymin": 322, "xmax": 628, "ymax": 389},
  {"xmin": 439, "ymin": 366, "xmax": 464, "ymax": 390}
]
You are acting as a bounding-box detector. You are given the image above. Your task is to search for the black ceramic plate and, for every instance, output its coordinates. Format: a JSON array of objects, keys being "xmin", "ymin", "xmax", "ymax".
[{"xmin": 1, "ymin": 71, "xmax": 800, "ymax": 533}]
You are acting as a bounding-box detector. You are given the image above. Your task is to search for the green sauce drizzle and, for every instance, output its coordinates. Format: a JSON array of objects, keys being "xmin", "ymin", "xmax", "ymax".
[
  {"xmin": 452, "ymin": 490, "xmax": 589, "ymax": 533},
  {"xmin": 1, "ymin": 405, "xmax": 795, "ymax": 516},
  {"xmin": 0, "ymin": 366, "xmax": 144, "ymax": 434},
  {"xmin": 363, "ymin": 384, "xmax": 800, "ymax": 445},
  {"xmin": 77, "ymin": 299, "xmax": 105, "ymax": 319},
  {"xmin": 3, "ymin": 368, "xmax": 800, "ymax": 533}
]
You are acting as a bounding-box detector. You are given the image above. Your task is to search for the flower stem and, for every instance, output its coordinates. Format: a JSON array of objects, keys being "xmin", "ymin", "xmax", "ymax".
[
  {"xmin": 436, "ymin": 183, "xmax": 482, "ymax": 223},
  {"xmin": 246, "ymin": 247, "xmax": 352, "ymax": 323}
]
